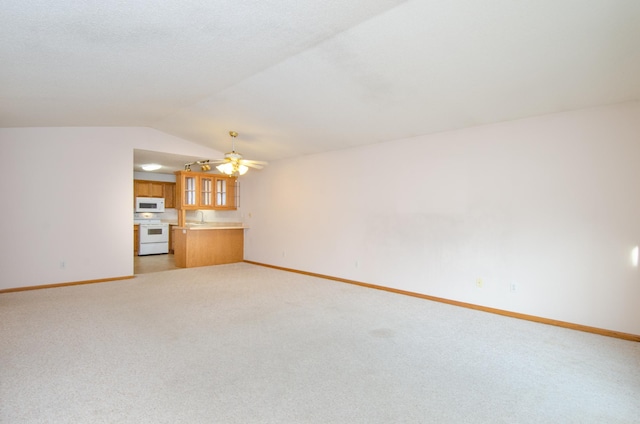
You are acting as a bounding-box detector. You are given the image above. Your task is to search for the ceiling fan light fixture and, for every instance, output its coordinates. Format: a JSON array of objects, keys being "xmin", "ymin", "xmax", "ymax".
[
  {"xmin": 212, "ymin": 131, "xmax": 267, "ymax": 176},
  {"xmin": 215, "ymin": 161, "xmax": 248, "ymax": 176},
  {"xmin": 216, "ymin": 163, "xmax": 234, "ymax": 175}
]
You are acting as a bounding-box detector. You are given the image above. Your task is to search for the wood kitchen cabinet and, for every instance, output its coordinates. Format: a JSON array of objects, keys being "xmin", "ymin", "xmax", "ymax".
[
  {"xmin": 214, "ymin": 176, "xmax": 237, "ymax": 209},
  {"xmin": 134, "ymin": 180, "xmax": 176, "ymax": 208},
  {"xmin": 199, "ymin": 174, "xmax": 215, "ymax": 208},
  {"xmin": 134, "ymin": 180, "xmax": 164, "ymax": 198},
  {"xmin": 175, "ymin": 171, "xmax": 237, "ymax": 210},
  {"xmin": 163, "ymin": 183, "xmax": 175, "ymax": 208},
  {"xmin": 169, "ymin": 225, "xmax": 176, "ymax": 254},
  {"xmin": 133, "ymin": 225, "xmax": 139, "ymax": 255}
]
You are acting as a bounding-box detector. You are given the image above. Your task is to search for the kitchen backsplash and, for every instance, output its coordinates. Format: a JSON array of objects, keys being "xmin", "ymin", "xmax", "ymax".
[{"xmin": 134, "ymin": 208, "xmax": 242, "ymax": 223}]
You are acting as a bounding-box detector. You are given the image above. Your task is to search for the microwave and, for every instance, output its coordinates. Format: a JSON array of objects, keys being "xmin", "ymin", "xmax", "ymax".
[{"xmin": 135, "ymin": 197, "xmax": 165, "ymax": 212}]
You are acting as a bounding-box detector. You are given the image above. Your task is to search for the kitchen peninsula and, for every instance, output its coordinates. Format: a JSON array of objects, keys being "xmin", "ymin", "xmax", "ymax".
[
  {"xmin": 171, "ymin": 170, "xmax": 246, "ymax": 267},
  {"xmin": 173, "ymin": 222, "xmax": 246, "ymax": 268}
]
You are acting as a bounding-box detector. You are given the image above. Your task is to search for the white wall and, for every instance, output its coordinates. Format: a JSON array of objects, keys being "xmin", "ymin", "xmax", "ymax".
[
  {"xmin": 242, "ymin": 102, "xmax": 640, "ymax": 335},
  {"xmin": 0, "ymin": 127, "xmax": 222, "ymax": 290}
]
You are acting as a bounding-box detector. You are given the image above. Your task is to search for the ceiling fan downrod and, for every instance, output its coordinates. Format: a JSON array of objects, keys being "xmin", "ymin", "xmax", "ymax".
[{"xmin": 229, "ymin": 131, "xmax": 238, "ymax": 152}]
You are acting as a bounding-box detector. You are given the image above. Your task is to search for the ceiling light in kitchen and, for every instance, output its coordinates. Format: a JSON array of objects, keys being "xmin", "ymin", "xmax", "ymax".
[{"xmin": 141, "ymin": 163, "xmax": 162, "ymax": 171}]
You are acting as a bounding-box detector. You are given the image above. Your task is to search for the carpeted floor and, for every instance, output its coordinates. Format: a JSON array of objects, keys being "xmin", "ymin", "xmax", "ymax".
[{"xmin": 1, "ymin": 262, "xmax": 639, "ymax": 423}]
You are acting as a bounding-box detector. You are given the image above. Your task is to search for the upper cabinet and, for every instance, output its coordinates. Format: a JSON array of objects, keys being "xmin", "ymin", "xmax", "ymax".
[
  {"xmin": 200, "ymin": 175, "xmax": 215, "ymax": 208},
  {"xmin": 178, "ymin": 172, "xmax": 198, "ymax": 209},
  {"xmin": 163, "ymin": 183, "xmax": 175, "ymax": 209},
  {"xmin": 175, "ymin": 171, "xmax": 237, "ymax": 210},
  {"xmin": 215, "ymin": 176, "xmax": 237, "ymax": 209},
  {"xmin": 134, "ymin": 180, "xmax": 164, "ymax": 198},
  {"xmin": 134, "ymin": 180, "xmax": 176, "ymax": 209}
]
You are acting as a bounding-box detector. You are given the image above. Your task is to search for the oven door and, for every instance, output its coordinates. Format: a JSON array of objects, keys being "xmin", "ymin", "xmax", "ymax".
[{"xmin": 139, "ymin": 224, "xmax": 169, "ymax": 243}]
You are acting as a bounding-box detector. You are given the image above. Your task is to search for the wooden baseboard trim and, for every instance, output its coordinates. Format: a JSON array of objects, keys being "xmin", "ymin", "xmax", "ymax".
[
  {"xmin": 0, "ymin": 275, "xmax": 135, "ymax": 294},
  {"xmin": 244, "ymin": 261, "xmax": 640, "ymax": 343}
]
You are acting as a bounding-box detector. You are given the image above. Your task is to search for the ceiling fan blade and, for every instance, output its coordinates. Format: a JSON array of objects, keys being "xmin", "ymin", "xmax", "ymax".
[
  {"xmin": 243, "ymin": 162, "xmax": 264, "ymax": 169},
  {"xmin": 240, "ymin": 159, "xmax": 268, "ymax": 165},
  {"xmin": 209, "ymin": 159, "xmax": 228, "ymax": 164}
]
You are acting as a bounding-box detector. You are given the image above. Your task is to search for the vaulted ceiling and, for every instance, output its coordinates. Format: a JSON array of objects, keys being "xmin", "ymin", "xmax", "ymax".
[{"xmin": 3, "ymin": 1, "xmax": 640, "ymax": 163}]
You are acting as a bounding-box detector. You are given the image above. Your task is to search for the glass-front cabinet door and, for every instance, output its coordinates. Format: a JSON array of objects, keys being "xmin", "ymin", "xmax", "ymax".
[
  {"xmin": 175, "ymin": 171, "xmax": 197, "ymax": 209},
  {"xmin": 215, "ymin": 177, "xmax": 227, "ymax": 207},
  {"xmin": 184, "ymin": 175, "xmax": 196, "ymax": 206},
  {"xmin": 215, "ymin": 176, "xmax": 237, "ymax": 209},
  {"xmin": 199, "ymin": 175, "xmax": 214, "ymax": 207}
]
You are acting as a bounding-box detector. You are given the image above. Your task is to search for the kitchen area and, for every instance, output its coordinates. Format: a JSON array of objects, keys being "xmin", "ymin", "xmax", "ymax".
[{"xmin": 133, "ymin": 166, "xmax": 247, "ymax": 274}]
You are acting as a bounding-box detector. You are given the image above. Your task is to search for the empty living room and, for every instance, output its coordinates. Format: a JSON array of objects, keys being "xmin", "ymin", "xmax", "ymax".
[{"xmin": 1, "ymin": 1, "xmax": 639, "ymax": 423}]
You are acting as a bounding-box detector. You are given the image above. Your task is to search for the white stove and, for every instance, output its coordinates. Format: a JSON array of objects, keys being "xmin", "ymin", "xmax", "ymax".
[{"xmin": 136, "ymin": 219, "xmax": 169, "ymax": 255}]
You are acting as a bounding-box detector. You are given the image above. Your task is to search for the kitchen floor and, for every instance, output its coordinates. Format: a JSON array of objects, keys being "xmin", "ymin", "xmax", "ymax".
[{"xmin": 134, "ymin": 253, "xmax": 179, "ymax": 274}]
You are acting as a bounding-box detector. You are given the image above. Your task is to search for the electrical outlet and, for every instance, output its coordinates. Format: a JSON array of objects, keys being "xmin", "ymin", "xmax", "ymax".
[
  {"xmin": 476, "ymin": 278, "xmax": 483, "ymax": 288},
  {"xmin": 355, "ymin": 260, "xmax": 359, "ymax": 268},
  {"xmin": 510, "ymin": 282, "xmax": 518, "ymax": 292},
  {"xmin": 60, "ymin": 261, "xmax": 66, "ymax": 269}
]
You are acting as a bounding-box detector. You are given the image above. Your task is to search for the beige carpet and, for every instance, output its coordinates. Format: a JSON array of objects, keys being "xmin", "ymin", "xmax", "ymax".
[{"xmin": 1, "ymin": 263, "xmax": 639, "ymax": 423}]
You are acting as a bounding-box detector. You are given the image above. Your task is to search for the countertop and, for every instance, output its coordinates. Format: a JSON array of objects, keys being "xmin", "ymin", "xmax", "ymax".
[
  {"xmin": 134, "ymin": 221, "xmax": 247, "ymax": 230},
  {"xmin": 172, "ymin": 222, "xmax": 248, "ymax": 230}
]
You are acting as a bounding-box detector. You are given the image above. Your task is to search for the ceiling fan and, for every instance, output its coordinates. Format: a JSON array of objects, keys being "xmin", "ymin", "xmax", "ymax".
[{"xmin": 210, "ymin": 131, "xmax": 268, "ymax": 176}]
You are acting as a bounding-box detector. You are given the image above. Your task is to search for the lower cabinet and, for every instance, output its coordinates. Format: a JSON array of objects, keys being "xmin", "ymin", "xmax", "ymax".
[
  {"xmin": 133, "ymin": 225, "xmax": 139, "ymax": 256},
  {"xmin": 169, "ymin": 225, "xmax": 176, "ymax": 254}
]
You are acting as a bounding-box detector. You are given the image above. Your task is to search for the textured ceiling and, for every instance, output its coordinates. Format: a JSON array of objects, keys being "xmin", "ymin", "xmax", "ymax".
[{"xmin": 2, "ymin": 0, "xmax": 640, "ymax": 165}]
